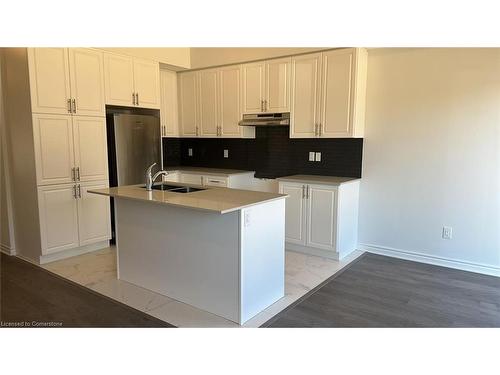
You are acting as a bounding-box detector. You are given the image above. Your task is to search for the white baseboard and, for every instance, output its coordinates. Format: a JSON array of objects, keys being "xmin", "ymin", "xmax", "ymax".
[
  {"xmin": 285, "ymin": 242, "xmax": 350, "ymax": 260},
  {"xmin": 39, "ymin": 241, "xmax": 110, "ymax": 265},
  {"xmin": 359, "ymin": 243, "xmax": 500, "ymax": 278},
  {"xmin": 1, "ymin": 243, "xmax": 16, "ymax": 256}
]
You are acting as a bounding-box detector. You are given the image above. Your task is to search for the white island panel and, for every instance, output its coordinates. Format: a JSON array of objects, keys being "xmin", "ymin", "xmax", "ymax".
[{"xmin": 115, "ymin": 198, "xmax": 240, "ymax": 322}]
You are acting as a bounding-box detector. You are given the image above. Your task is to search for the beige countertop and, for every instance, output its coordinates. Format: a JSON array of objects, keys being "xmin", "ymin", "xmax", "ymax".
[
  {"xmin": 276, "ymin": 174, "xmax": 360, "ymax": 186},
  {"xmin": 165, "ymin": 166, "xmax": 255, "ymax": 177},
  {"xmin": 90, "ymin": 183, "xmax": 287, "ymax": 214}
]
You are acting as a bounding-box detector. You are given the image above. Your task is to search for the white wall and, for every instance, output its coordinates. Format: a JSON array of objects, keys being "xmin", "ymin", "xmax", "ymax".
[
  {"xmin": 0, "ymin": 48, "xmax": 15, "ymax": 254},
  {"xmin": 189, "ymin": 47, "xmax": 325, "ymax": 69},
  {"xmin": 359, "ymin": 48, "xmax": 500, "ymax": 274},
  {"xmin": 99, "ymin": 47, "xmax": 191, "ymax": 68}
]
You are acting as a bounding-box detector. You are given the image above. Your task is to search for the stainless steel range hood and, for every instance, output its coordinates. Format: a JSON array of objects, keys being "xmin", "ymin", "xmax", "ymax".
[{"xmin": 238, "ymin": 112, "xmax": 290, "ymax": 126}]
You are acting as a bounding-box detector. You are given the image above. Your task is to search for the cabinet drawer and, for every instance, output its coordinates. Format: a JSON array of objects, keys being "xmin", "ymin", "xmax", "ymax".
[{"xmin": 202, "ymin": 176, "xmax": 228, "ymax": 187}]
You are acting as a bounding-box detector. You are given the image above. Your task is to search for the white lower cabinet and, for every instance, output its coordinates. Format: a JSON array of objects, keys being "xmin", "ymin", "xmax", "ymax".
[
  {"xmin": 179, "ymin": 173, "xmax": 203, "ymax": 185},
  {"xmin": 279, "ymin": 180, "xmax": 359, "ymax": 259},
  {"xmin": 78, "ymin": 181, "xmax": 111, "ymax": 246},
  {"xmin": 38, "ymin": 180, "xmax": 111, "ymax": 255},
  {"xmin": 38, "ymin": 184, "xmax": 80, "ymax": 254},
  {"xmin": 280, "ymin": 183, "xmax": 307, "ymax": 245}
]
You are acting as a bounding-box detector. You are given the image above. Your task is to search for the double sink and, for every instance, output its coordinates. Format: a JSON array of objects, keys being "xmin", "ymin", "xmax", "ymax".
[{"xmin": 142, "ymin": 184, "xmax": 205, "ymax": 194}]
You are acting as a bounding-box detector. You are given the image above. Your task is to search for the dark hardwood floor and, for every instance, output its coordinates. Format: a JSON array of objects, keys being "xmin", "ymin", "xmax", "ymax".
[
  {"xmin": 266, "ymin": 253, "xmax": 500, "ymax": 327},
  {"xmin": 0, "ymin": 253, "xmax": 174, "ymax": 327}
]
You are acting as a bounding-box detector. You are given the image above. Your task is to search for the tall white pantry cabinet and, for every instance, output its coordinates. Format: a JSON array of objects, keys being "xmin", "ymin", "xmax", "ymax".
[{"xmin": 3, "ymin": 48, "xmax": 111, "ymax": 264}]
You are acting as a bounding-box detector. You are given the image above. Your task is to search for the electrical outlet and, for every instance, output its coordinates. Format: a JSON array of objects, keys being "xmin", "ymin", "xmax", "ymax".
[
  {"xmin": 244, "ymin": 210, "xmax": 251, "ymax": 227},
  {"xmin": 315, "ymin": 152, "xmax": 321, "ymax": 162},
  {"xmin": 224, "ymin": 149, "xmax": 229, "ymax": 158},
  {"xmin": 309, "ymin": 152, "xmax": 315, "ymax": 162},
  {"xmin": 442, "ymin": 226, "xmax": 453, "ymax": 240},
  {"xmin": 188, "ymin": 148, "xmax": 193, "ymax": 157}
]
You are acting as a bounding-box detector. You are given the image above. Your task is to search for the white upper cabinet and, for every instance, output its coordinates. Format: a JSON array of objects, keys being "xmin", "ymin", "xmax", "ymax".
[
  {"xmin": 265, "ymin": 57, "xmax": 291, "ymax": 113},
  {"xmin": 160, "ymin": 69, "xmax": 179, "ymax": 137},
  {"xmin": 179, "ymin": 71, "xmax": 199, "ymax": 136},
  {"xmin": 218, "ymin": 65, "xmax": 242, "ymax": 137},
  {"xmin": 242, "ymin": 62, "xmax": 265, "ymax": 114},
  {"xmin": 198, "ymin": 69, "xmax": 219, "ymax": 137},
  {"xmin": 29, "ymin": 48, "xmax": 106, "ymax": 116},
  {"xmin": 33, "ymin": 114, "xmax": 108, "ymax": 186},
  {"xmin": 104, "ymin": 53, "xmax": 160, "ymax": 109},
  {"xmin": 68, "ymin": 49, "xmax": 105, "ymax": 116},
  {"xmin": 32, "ymin": 114, "xmax": 75, "ymax": 185},
  {"xmin": 290, "ymin": 53, "xmax": 322, "ymax": 138},
  {"xmin": 103, "ymin": 53, "xmax": 135, "ymax": 107},
  {"xmin": 242, "ymin": 59, "xmax": 290, "ymax": 114},
  {"xmin": 28, "ymin": 48, "xmax": 72, "ymax": 115},
  {"xmin": 290, "ymin": 48, "xmax": 367, "ymax": 138},
  {"xmin": 72, "ymin": 116, "xmax": 108, "ymax": 182},
  {"xmin": 133, "ymin": 58, "xmax": 161, "ymax": 109}
]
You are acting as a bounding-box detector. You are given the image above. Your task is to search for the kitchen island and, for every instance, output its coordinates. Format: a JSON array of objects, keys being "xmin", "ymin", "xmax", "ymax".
[{"xmin": 90, "ymin": 183, "xmax": 287, "ymax": 324}]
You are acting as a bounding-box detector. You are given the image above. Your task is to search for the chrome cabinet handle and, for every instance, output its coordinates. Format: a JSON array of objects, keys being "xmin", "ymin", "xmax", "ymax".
[
  {"xmin": 136, "ymin": 92, "xmax": 139, "ymax": 106},
  {"xmin": 67, "ymin": 99, "xmax": 72, "ymax": 113},
  {"xmin": 306, "ymin": 185, "xmax": 310, "ymax": 199},
  {"xmin": 319, "ymin": 123, "xmax": 322, "ymax": 136},
  {"xmin": 195, "ymin": 126, "xmax": 199, "ymax": 136},
  {"xmin": 302, "ymin": 185, "xmax": 306, "ymax": 199},
  {"xmin": 76, "ymin": 167, "xmax": 80, "ymax": 181},
  {"xmin": 71, "ymin": 167, "xmax": 76, "ymax": 181},
  {"xmin": 77, "ymin": 184, "xmax": 81, "ymax": 199},
  {"xmin": 264, "ymin": 99, "xmax": 267, "ymax": 112},
  {"xmin": 132, "ymin": 93, "xmax": 135, "ymax": 105},
  {"xmin": 72, "ymin": 185, "xmax": 77, "ymax": 199},
  {"xmin": 72, "ymin": 98, "xmax": 76, "ymax": 113}
]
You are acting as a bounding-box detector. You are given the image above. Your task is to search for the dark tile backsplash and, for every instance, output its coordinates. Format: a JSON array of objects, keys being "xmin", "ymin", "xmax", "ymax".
[{"xmin": 163, "ymin": 126, "xmax": 363, "ymax": 179}]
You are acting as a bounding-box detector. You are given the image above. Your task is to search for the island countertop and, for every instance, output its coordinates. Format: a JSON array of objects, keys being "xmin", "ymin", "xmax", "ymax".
[
  {"xmin": 276, "ymin": 174, "xmax": 360, "ymax": 186},
  {"xmin": 90, "ymin": 183, "xmax": 287, "ymax": 214}
]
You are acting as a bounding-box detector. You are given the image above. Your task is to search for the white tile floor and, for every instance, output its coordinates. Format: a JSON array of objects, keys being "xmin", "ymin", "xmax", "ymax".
[{"xmin": 43, "ymin": 246, "xmax": 363, "ymax": 327}]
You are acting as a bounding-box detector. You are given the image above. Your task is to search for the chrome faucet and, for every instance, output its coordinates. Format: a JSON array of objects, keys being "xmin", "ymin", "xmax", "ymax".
[{"xmin": 145, "ymin": 163, "xmax": 169, "ymax": 191}]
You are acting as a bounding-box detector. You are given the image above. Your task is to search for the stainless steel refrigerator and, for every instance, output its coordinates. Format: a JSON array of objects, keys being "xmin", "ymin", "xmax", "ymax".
[{"xmin": 108, "ymin": 112, "xmax": 162, "ymax": 187}]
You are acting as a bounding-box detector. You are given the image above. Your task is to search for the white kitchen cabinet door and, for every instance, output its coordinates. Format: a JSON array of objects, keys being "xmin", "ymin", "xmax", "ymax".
[
  {"xmin": 266, "ymin": 57, "xmax": 291, "ymax": 113},
  {"xmin": 179, "ymin": 71, "xmax": 199, "ymax": 136},
  {"xmin": 219, "ymin": 66, "xmax": 242, "ymax": 137},
  {"xmin": 133, "ymin": 58, "xmax": 160, "ymax": 109},
  {"xmin": 32, "ymin": 114, "xmax": 75, "ymax": 185},
  {"xmin": 28, "ymin": 48, "xmax": 72, "ymax": 115},
  {"xmin": 38, "ymin": 184, "xmax": 79, "ymax": 254},
  {"xmin": 104, "ymin": 53, "xmax": 135, "ymax": 107},
  {"xmin": 198, "ymin": 69, "xmax": 219, "ymax": 137},
  {"xmin": 306, "ymin": 184, "xmax": 337, "ymax": 251},
  {"xmin": 279, "ymin": 182, "xmax": 307, "ymax": 245},
  {"xmin": 77, "ymin": 181, "xmax": 111, "ymax": 246},
  {"xmin": 73, "ymin": 116, "xmax": 108, "ymax": 182},
  {"xmin": 290, "ymin": 53, "xmax": 322, "ymax": 138},
  {"xmin": 68, "ymin": 48, "xmax": 105, "ymax": 116},
  {"xmin": 160, "ymin": 69, "xmax": 179, "ymax": 137},
  {"xmin": 320, "ymin": 49, "xmax": 354, "ymax": 137},
  {"xmin": 179, "ymin": 173, "xmax": 202, "ymax": 185},
  {"xmin": 242, "ymin": 62, "xmax": 265, "ymax": 114}
]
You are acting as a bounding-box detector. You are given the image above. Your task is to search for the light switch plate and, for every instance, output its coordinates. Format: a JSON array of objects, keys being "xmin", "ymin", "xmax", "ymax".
[
  {"xmin": 188, "ymin": 148, "xmax": 193, "ymax": 157},
  {"xmin": 224, "ymin": 149, "xmax": 229, "ymax": 158},
  {"xmin": 315, "ymin": 152, "xmax": 321, "ymax": 162},
  {"xmin": 309, "ymin": 152, "xmax": 315, "ymax": 162}
]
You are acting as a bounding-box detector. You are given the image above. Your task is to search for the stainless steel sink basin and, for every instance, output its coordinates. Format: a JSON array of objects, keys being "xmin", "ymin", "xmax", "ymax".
[{"xmin": 142, "ymin": 184, "xmax": 205, "ymax": 193}]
